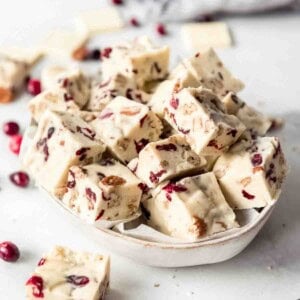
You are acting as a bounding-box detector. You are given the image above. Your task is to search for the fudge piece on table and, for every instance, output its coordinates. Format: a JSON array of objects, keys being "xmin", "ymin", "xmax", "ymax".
[
  {"xmin": 143, "ymin": 172, "xmax": 238, "ymax": 241},
  {"xmin": 26, "ymin": 246, "xmax": 110, "ymax": 300},
  {"xmin": 22, "ymin": 110, "xmax": 106, "ymax": 198},
  {"xmin": 62, "ymin": 159, "xmax": 142, "ymax": 222},
  {"xmin": 132, "ymin": 134, "xmax": 206, "ymax": 188},
  {"xmin": 91, "ymin": 96, "xmax": 162, "ymax": 163},
  {"xmin": 213, "ymin": 136, "xmax": 287, "ymax": 209},
  {"xmin": 102, "ymin": 36, "xmax": 169, "ymax": 88},
  {"xmin": 170, "ymin": 48, "xmax": 244, "ymax": 98},
  {"xmin": 164, "ymin": 87, "xmax": 246, "ymax": 156}
]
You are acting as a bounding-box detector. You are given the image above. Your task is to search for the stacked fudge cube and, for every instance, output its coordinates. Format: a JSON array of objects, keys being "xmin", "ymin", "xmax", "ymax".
[{"xmin": 23, "ymin": 36, "xmax": 287, "ymax": 241}]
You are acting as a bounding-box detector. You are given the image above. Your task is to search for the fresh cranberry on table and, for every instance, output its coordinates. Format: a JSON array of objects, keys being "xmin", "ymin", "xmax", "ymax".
[
  {"xmin": 0, "ymin": 241, "xmax": 20, "ymax": 262},
  {"xmin": 3, "ymin": 121, "xmax": 19, "ymax": 136},
  {"xmin": 156, "ymin": 23, "xmax": 167, "ymax": 35},
  {"xmin": 27, "ymin": 78, "xmax": 41, "ymax": 96},
  {"xmin": 9, "ymin": 171, "xmax": 30, "ymax": 188},
  {"xmin": 9, "ymin": 134, "xmax": 22, "ymax": 154},
  {"xmin": 111, "ymin": 0, "xmax": 123, "ymax": 5}
]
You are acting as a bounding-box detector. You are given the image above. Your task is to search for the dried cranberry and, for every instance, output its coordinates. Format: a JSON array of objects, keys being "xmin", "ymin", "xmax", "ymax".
[
  {"xmin": 75, "ymin": 147, "xmax": 90, "ymax": 156},
  {"xmin": 27, "ymin": 78, "xmax": 41, "ymax": 96},
  {"xmin": 162, "ymin": 182, "xmax": 187, "ymax": 194},
  {"xmin": 156, "ymin": 23, "xmax": 167, "ymax": 35},
  {"xmin": 139, "ymin": 115, "xmax": 148, "ymax": 127},
  {"xmin": 156, "ymin": 143, "xmax": 177, "ymax": 152},
  {"xmin": 149, "ymin": 170, "xmax": 167, "ymax": 184},
  {"xmin": 9, "ymin": 171, "xmax": 29, "ymax": 188},
  {"xmin": 47, "ymin": 127, "xmax": 55, "ymax": 139},
  {"xmin": 134, "ymin": 138, "xmax": 149, "ymax": 153},
  {"xmin": 9, "ymin": 134, "xmax": 22, "ymax": 154},
  {"xmin": 138, "ymin": 183, "xmax": 150, "ymax": 194},
  {"xmin": 99, "ymin": 111, "xmax": 114, "ymax": 120},
  {"xmin": 141, "ymin": 203, "xmax": 151, "ymax": 220},
  {"xmin": 0, "ymin": 241, "xmax": 20, "ymax": 262},
  {"xmin": 76, "ymin": 126, "xmax": 95, "ymax": 140},
  {"xmin": 95, "ymin": 209, "xmax": 105, "ymax": 220},
  {"xmin": 170, "ymin": 97, "xmax": 179, "ymax": 109},
  {"xmin": 177, "ymin": 127, "xmax": 190, "ymax": 134},
  {"xmin": 3, "ymin": 121, "xmax": 19, "ymax": 136},
  {"xmin": 26, "ymin": 275, "xmax": 44, "ymax": 298},
  {"xmin": 242, "ymin": 190, "xmax": 255, "ymax": 200},
  {"xmin": 111, "ymin": 0, "xmax": 123, "ymax": 5},
  {"xmin": 37, "ymin": 258, "xmax": 46, "ymax": 266},
  {"xmin": 251, "ymin": 153, "xmax": 263, "ymax": 166},
  {"xmin": 130, "ymin": 17, "xmax": 140, "ymax": 27},
  {"xmin": 101, "ymin": 47, "xmax": 113, "ymax": 59},
  {"xmin": 207, "ymin": 139, "xmax": 220, "ymax": 150},
  {"xmin": 66, "ymin": 275, "xmax": 90, "ymax": 286},
  {"xmin": 86, "ymin": 188, "xmax": 97, "ymax": 209}
]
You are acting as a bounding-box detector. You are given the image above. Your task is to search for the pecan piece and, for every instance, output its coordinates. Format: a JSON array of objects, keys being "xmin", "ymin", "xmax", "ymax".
[{"xmin": 101, "ymin": 175, "xmax": 126, "ymax": 186}]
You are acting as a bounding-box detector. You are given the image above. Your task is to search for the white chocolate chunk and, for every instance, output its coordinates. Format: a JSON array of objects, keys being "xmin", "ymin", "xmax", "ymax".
[
  {"xmin": 76, "ymin": 8, "xmax": 123, "ymax": 36},
  {"xmin": 222, "ymin": 92, "xmax": 271, "ymax": 136},
  {"xmin": 40, "ymin": 30, "xmax": 88, "ymax": 58},
  {"xmin": 63, "ymin": 160, "xmax": 142, "ymax": 222},
  {"xmin": 170, "ymin": 48, "xmax": 244, "ymax": 97},
  {"xmin": 22, "ymin": 110, "xmax": 106, "ymax": 197},
  {"xmin": 91, "ymin": 96, "xmax": 162, "ymax": 163},
  {"xmin": 133, "ymin": 134, "xmax": 207, "ymax": 187},
  {"xmin": 213, "ymin": 137, "xmax": 287, "ymax": 209},
  {"xmin": 25, "ymin": 246, "xmax": 109, "ymax": 300},
  {"xmin": 102, "ymin": 36, "xmax": 170, "ymax": 87},
  {"xmin": 164, "ymin": 87, "xmax": 246, "ymax": 155},
  {"xmin": 181, "ymin": 22, "xmax": 232, "ymax": 52},
  {"xmin": 87, "ymin": 74, "xmax": 150, "ymax": 112},
  {"xmin": 143, "ymin": 172, "xmax": 238, "ymax": 241},
  {"xmin": 0, "ymin": 46, "xmax": 42, "ymax": 65}
]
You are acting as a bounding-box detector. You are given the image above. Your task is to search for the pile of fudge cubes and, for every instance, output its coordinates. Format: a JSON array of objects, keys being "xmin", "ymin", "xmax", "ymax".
[{"xmin": 22, "ymin": 36, "xmax": 287, "ymax": 241}]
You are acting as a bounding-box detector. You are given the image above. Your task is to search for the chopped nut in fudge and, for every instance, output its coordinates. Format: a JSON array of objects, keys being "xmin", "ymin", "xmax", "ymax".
[
  {"xmin": 164, "ymin": 87, "xmax": 246, "ymax": 155},
  {"xmin": 132, "ymin": 134, "xmax": 207, "ymax": 187},
  {"xmin": 101, "ymin": 36, "xmax": 169, "ymax": 88},
  {"xmin": 86, "ymin": 73, "xmax": 150, "ymax": 112},
  {"xmin": 62, "ymin": 159, "xmax": 142, "ymax": 222},
  {"xmin": 22, "ymin": 110, "xmax": 106, "ymax": 197},
  {"xmin": 213, "ymin": 136, "xmax": 287, "ymax": 209},
  {"xmin": 222, "ymin": 92, "xmax": 271, "ymax": 136},
  {"xmin": 25, "ymin": 246, "xmax": 110, "ymax": 300},
  {"xmin": 91, "ymin": 96, "xmax": 162, "ymax": 163},
  {"xmin": 143, "ymin": 172, "xmax": 238, "ymax": 241},
  {"xmin": 170, "ymin": 48, "xmax": 244, "ymax": 98}
]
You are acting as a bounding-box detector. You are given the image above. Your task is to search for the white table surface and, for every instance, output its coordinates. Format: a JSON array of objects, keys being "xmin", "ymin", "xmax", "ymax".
[{"xmin": 0, "ymin": 1, "xmax": 300, "ymax": 299}]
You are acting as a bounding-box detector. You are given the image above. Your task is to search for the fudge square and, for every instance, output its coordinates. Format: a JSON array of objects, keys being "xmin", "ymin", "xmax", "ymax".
[
  {"xmin": 143, "ymin": 172, "xmax": 238, "ymax": 241},
  {"xmin": 133, "ymin": 134, "xmax": 207, "ymax": 188},
  {"xmin": 213, "ymin": 136, "xmax": 287, "ymax": 209},
  {"xmin": 101, "ymin": 36, "xmax": 170, "ymax": 87},
  {"xmin": 25, "ymin": 246, "xmax": 110, "ymax": 300},
  {"xmin": 170, "ymin": 48, "xmax": 244, "ymax": 98},
  {"xmin": 91, "ymin": 96, "xmax": 162, "ymax": 163},
  {"xmin": 22, "ymin": 110, "xmax": 106, "ymax": 197},
  {"xmin": 164, "ymin": 87, "xmax": 246, "ymax": 155},
  {"xmin": 62, "ymin": 159, "xmax": 142, "ymax": 222}
]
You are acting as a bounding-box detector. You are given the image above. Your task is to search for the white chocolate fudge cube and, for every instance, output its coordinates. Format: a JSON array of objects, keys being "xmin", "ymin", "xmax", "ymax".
[
  {"xmin": 213, "ymin": 137, "xmax": 287, "ymax": 209},
  {"xmin": 102, "ymin": 36, "xmax": 170, "ymax": 87},
  {"xmin": 25, "ymin": 246, "xmax": 109, "ymax": 300},
  {"xmin": 87, "ymin": 73, "xmax": 150, "ymax": 112},
  {"xmin": 143, "ymin": 172, "xmax": 238, "ymax": 241},
  {"xmin": 62, "ymin": 160, "xmax": 142, "ymax": 222},
  {"xmin": 22, "ymin": 110, "xmax": 106, "ymax": 197},
  {"xmin": 164, "ymin": 87, "xmax": 246, "ymax": 155},
  {"xmin": 171, "ymin": 48, "xmax": 244, "ymax": 97},
  {"xmin": 134, "ymin": 134, "xmax": 207, "ymax": 187},
  {"xmin": 91, "ymin": 96, "xmax": 162, "ymax": 163},
  {"xmin": 222, "ymin": 92, "xmax": 271, "ymax": 136}
]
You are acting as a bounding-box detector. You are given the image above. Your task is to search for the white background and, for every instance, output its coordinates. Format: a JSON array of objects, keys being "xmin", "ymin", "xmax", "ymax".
[{"xmin": 0, "ymin": 1, "xmax": 300, "ymax": 299}]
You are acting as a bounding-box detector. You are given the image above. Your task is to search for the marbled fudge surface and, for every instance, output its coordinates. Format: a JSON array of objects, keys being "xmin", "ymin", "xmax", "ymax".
[
  {"xmin": 170, "ymin": 48, "xmax": 244, "ymax": 98},
  {"xmin": 101, "ymin": 36, "xmax": 169, "ymax": 87},
  {"xmin": 144, "ymin": 172, "xmax": 238, "ymax": 241},
  {"xmin": 213, "ymin": 136, "xmax": 287, "ymax": 209},
  {"xmin": 22, "ymin": 110, "xmax": 105, "ymax": 197},
  {"xmin": 91, "ymin": 96, "xmax": 162, "ymax": 163},
  {"xmin": 26, "ymin": 246, "xmax": 110, "ymax": 300},
  {"xmin": 62, "ymin": 159, "xmax": 142, "ymax": 222},
  {"xmin": 164, "ymin": 87, "xmax": 246, "ymax": 155},
  {"xmin": 132, "ymin": 134, "xmax": 207, "ymax": 188}
]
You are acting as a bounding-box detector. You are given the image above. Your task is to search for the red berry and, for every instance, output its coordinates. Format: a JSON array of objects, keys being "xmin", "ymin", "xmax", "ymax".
[
  {"xmin": 101, "ymin": 48, "xmax": 112, "ymax": 59},
  {"xmin": 27, "ymin": 79, "xmax": 41, "ymax": 96},
  {"xmin": 9, "ymin": 134, "xmax": 22, "ymax": 154},
  {"xmin": 156, "ymin": 23, "xmax": 167, "ymax": 36},
  {"xmin": 9, "ymin": 171, "xmax": 30, "ymax": 188},
  {"xmin": 0, "ymin": 241, "xmax": 20, "ymax": 262},
  {"xmin": 3, "ymin": 121, "xmax": 19, "ymax": 136},
  {"xmin": 111, "ymin": 0, "xmax": 123, "ymax": 5},
  {"xmin": 26, "ymin": 276, "xmax": 44, "ymax": 298},
  {"xmin": 130, "ymin": 17, "xmax": 140, "ymax": 27}
]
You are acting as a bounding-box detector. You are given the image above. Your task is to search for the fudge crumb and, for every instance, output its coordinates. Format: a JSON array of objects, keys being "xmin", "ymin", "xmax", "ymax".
[{"xmin": 154, "ymin": 283, "xmax": 160, "ymax": 288}]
